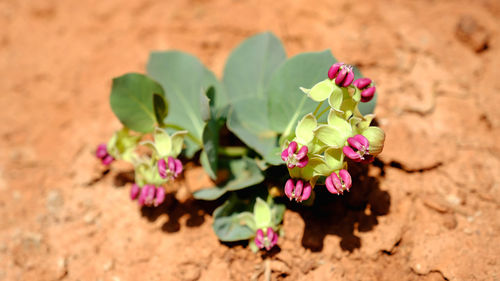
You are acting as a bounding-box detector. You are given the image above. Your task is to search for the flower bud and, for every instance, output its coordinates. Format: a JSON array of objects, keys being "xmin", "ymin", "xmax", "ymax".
[
  {"xmin": 154, "ymin": 187, "xmax": 165, "ymax": 207},
  {"xmin": 158, "ymin": 157, "xmax": 183, "ymax": 180},
  {"xmin": 130, "ymin": 183, "xmax": 140, "ymax": 200},
  {"xmin": 266, "ymin": 227, "xmax": 278, "ymax": 250},
  {"xmin": 255, "ymin": 228, "xmax": 265, "ymax": 249},
  {"xmin": 158, "ymin": 158, "xmax": 167, "ymax": 178},
  {"xmin": 139, "ymin": 184, "xmax": 156, "ymax": 206},
  {"xmin": 255, "ymin": 228, "xmax": 278, "ymax": 251},
  {"xmin": 101, "ymin": 155, "xmax": 115, "ymax": 165}
]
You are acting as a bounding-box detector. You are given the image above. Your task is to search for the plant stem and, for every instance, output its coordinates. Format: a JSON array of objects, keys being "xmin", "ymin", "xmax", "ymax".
[
  {"xmin": 218, "ymin": 146, "xmax": 249, "ymax": 157},
  {"xmin": 313, "ymin": 101, "xmax": 324, "ymax": 117},
  {"xmin": 316, "ymin": 106, "xmax": 330, "ymax": 119},
  {"xmin": 163, "ymin": 123, "xmax": 203, "ymax": 146}
]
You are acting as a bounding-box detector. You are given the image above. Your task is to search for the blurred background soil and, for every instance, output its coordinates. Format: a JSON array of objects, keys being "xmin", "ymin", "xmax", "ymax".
[{"xmin": 1, "ymin": 0, "xmax": 499, "ymax": 280}]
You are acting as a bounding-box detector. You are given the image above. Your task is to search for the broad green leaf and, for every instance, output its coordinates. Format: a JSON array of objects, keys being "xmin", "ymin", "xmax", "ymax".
[
  {"xmin": 223, "ymin": 32, "xmax": 286, "ymax": 102},
  {"xmin": 193, "ymin": 158, "xmax": 265, "ymax": 200},
  {"xmin": 153, "ymin": 93, "xmax": 168, "ymax": 127},
  {"xmin": 308, "ymin": 79, "xmax": 334, "ymax": 102},
  {"xmin": 110, "ymin": 73, "xmax": 164, "ymax": 133},
  {"xmin": 314, "ymin": 125, "xmax": 345, "ymax": 148},
  {"xmin": 147, "ymin": 51, "xmax": 226, "ymax": 157},
  {"xmin": 253, "ymin": 198, "xmax": 272, "ymax": 229},
  {"xmin": 295, "ymin": 113, "xmax": 317, "ymax": 145},
  {"xmin": 213, "ymin": 195, "xmax": 255, "ymax": 242},
  {"xmin": 201, "ymin": 119, "xmax": 220, "ymax": 179},
  {"xmin": 227, "ymin": 97, "xmax": 277, "ymax": 157},
  {"xmin": 267, "ymin": 50, "xmax": 336, "ymax": 136}
]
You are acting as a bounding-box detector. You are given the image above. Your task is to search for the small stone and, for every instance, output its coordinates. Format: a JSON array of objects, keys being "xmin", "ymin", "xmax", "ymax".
[
  {"xmin": 455, "ymin": 15, "xmax": 489, "ymax": 53},
  {"xmin": 103, "ymin": 259, "xmax": 114, "ymax": 271}
]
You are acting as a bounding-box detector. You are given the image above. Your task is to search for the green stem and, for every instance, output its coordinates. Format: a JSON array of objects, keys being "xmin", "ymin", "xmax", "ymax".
[
  {"xmin": 163, "ymin": 123, "xmax": 203, "ymax": 146},
  {"xmin": 316, "ymin": 106, "xmax": 330, "ymax": 119},
  {"xmin": 313, "ymin": 101, "xmax": 324, "ymax": 117},
  {"xmin": 218, "ymin": 146, "xmax": 249, "ymax": 157}
]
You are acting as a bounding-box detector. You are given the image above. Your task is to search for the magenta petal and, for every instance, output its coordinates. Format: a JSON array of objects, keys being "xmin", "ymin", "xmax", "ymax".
[
  {"xmin": 144, "ymin": 185, "xmax": 156, "ymax": 206},
  {"xmin": 343, "ymin": 146, "xmax": 362, "ymax": 162},
  {"xmin": 138, "ymin": 185, "xmax": 148, "ymax": 206},
  {"xmin": 353, "ymin": 134, "xmax": 369, "ymax": 148},
  {"xmin": 130, "ymin": 184, "xmax": 140, "ymax": 200},
  {"xmin": 300, "ymin": 182, "xmax": 312, "ymax": 201},
  {"xmin": 335, "ymin": 68, "xmax": 347, "ymax": 86},
  {"xmin": 330, "ymin": 172, "xmax": 343, "ymax": 193},
  {"xmin": 296, "ymin": 145, "xmax": 308, "ymax": 160},
  {"xmin": 255, "ymin": 229, "xmax": 264, "ymax": 249},
  {"xmin": 158, "ymin": 158, "xmax": 167, "ymax": 178},
  {"xmin": 268, "ymin": 227, "xmax": 278, "ymax": 248},
  {"xmin": 174, "ymin": 159, "xmax": 183, "ymax": 177},
  {"xmin": 360, "ymin": 87, "xmax": 376, "ymax": 103},
  {"xmin": 287, "ymin": 163, "xmax": 296, "ymax": 169},
  {"xmin": 96, "ymin": 144, "xmax": 108, "ymax": 159},
  {"xmin": 167, "ymin": 157, "xmax": 176, "ymax": 173},
  {"xmin": 281, "ymin": 148, "xmax": 289, "ymax": 161},
  {"xmin": 353, "ymin": 78, "xmax": 372, "ymax": 89},
  {"xmin": 328, "ymin": 62, "xmax": 343, "ymax": 80},
  {"xmin": 287, "ymin": 141, "xmax": 298, "ymax": 155},
  {"xmin": 347, "ymin": 137, "xmax": 363, "ymax": 151},
  {"xmin": 339, "ymin": 169, "xmax": 352, "ymax": 191},
  {"xmin": 284, "ymin": 179, "xmax": 294, "ymax": 200},
  {"xmin": 154, "ymin": 187, "xmax": 165, "ymax": 207},
  {"xmin": 294, "ymin": 180, "xmax": 304, "ymax": 199},
  {"xmin": 101, "ymin": 155, "xmax": 114, "ymax": 165},
  {"xmin": 342, "ymin": 70, "xmax": 355, "ymax": 87},
  {"xmin": 325, "ymin": 174, "xmax": 338, "ymax": 194},
  {"xmin": 296, "ymin": 156, "xmax": 309, "ymax": 168}
]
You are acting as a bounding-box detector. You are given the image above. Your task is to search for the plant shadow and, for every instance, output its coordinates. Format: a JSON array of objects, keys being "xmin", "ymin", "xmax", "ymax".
[
  {"xmin": 288, "ymin": 159, "xmax": 390, "ymax": 252},
  {"xmin": 138, "ymin": 192, "xmax": 221, "ymax": 233}
]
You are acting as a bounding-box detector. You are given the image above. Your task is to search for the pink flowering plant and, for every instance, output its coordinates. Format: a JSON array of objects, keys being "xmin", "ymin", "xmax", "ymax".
[{"xmin": 97, "ymin": 32, "xmax": 384, "ymax": 252}]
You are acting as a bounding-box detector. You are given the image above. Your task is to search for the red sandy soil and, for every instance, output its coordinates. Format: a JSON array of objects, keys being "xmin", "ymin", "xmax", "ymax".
[{"xmin": 1, "ymin": 0, "xmax": 500, "ymax": 280}]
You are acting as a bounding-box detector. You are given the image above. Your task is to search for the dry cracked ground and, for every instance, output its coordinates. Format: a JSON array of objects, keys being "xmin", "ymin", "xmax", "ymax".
[{"xmin": 0, "ymin": 0, "xmax": 499, "ymax": 280}]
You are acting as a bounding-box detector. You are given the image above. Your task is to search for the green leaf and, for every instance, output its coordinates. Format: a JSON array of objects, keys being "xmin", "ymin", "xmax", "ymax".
[
  {"xmin": 271, "ymin": 203, "xmax": 285, "ymax": 226},
  {"xmin": 227, "ymin": 97, "xmax": 277, "ymax": 157},
  {"xmin": 295, "ymin": 113, "xmax": 317, "ymax": 145},
  {"xmin": 193, "ymin": 158, "xmax": 265, "ymax": 200},
  {"xmin": 110, "ymin": 73, "xmax": 164, "ymax": 133},
  {"xmin": 201, "ymin": 119, "xmax": 220, "ymax": 179},
  {"xmin": 223, "ymin": 32, "xmax": 286, "ymax": 102},
  {"xmin": 153, "ymin": 93, "xmax": 168, "ymax": 127},
  {"xmin": 314, "ymin": 125, "xmax": 345, "ymax": 148},
  {"xmin": 237, "ymin": 212, "xmax": 257, "ymax": 231},
  {"xmin": 267, "ymin": 50, "xmax": 336, "ymax": 135},
  {"xmin": 308, "ymin": 79, "xmax": 334, "ymax": 102},
  {"xmin": 213, "ymin": 195, "xmax": 255, "ymax": 242},
  {"xmin": 147, "ymin": 51, "xmax": 226, "ymax": 157},
  {"xmin": 253, "ymin": 198, "xmax": 272, "ymax": 229}
]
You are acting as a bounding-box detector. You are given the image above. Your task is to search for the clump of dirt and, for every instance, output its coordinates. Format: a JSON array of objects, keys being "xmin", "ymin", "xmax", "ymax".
[{"xmin": 1, "ymin": 0, "xmax": 499, "ymax": 280}]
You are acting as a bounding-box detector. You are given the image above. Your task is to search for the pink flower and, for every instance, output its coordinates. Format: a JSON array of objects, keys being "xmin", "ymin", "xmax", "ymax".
[
  {"xmin": 158, "ymin": 156, "xmax": 183, "ymax": 180},
  {"xmin": 255, "ymin": 227, "xmax": 278, "ymax": 251},
  {"xmin": 284, "ymin": 179, "xmax": 312, "ymax": 202},
  {"xmin": 353, "ymin": 78, "xmax": 376, "ymax": 103},
  {"xmin": 281, "ymin": 141, "xmax": 309, "ymax": 169},
  {"xmin": 325, "ymin": 169, "xmax": 352, "ymax": 195},
  {"xmin": 130, "ymin": 183, "xmax": 140, "ymax": 200},
  {"xmin": 95, "ymin": 143, "xmax": 114, "ymax": 166},
  {"xmin": 343, "ymin": 134, "xmax": 374, "ymax": 163},
  {"xmin": 328, "ymin": 62, "xmax": 355, "ymax": 87}
]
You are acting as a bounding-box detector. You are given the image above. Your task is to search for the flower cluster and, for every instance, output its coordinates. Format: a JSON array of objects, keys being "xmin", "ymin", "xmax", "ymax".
[
  {"xmin": 96, "ymin": 127, "xmax": 187, "ymax": 208},
  {"xmin": 282, "ymin": 62, "xmax": 385, "ymax": 201}
]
